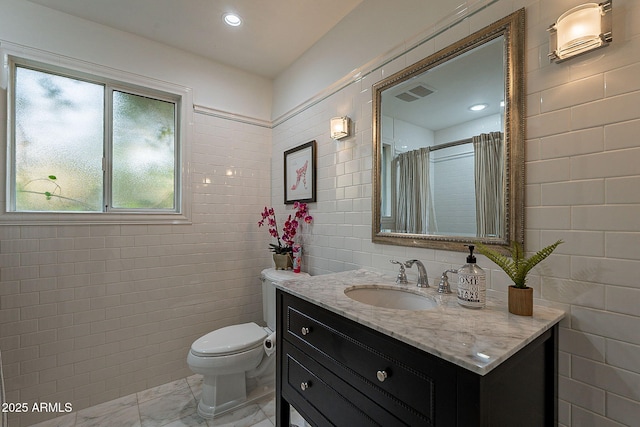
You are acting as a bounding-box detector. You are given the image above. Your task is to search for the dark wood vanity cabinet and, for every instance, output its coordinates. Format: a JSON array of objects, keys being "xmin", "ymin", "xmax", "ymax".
[{"xmin": 276, "ymin": 290, "xmax": 558, "ymax": 427}]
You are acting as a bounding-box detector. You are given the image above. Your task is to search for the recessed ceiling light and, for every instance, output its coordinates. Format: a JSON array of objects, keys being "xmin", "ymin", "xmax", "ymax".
[
  {"xmin": 469, "ymin": 103, "xmax": 488, "ymax": 111},
  {"xmin": 223, "ymin": 13, "xmax": 242, "ymax": 27}
]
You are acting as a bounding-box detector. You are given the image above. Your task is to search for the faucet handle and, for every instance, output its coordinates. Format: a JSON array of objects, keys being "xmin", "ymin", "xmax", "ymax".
[
  {"xmin": 437, "ymin": 269, "xmax": 457, "ymax": 294},
  {"xmin": 390, "ymin": 260, "xmax": 408, "ymax": 284}
]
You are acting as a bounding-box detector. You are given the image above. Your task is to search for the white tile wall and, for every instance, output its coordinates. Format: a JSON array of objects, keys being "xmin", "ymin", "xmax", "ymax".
[
  {"xmin": 1, "ymin": 113, "xmax": 273, "ymax": 426},
  {"xmin": 270, "ymin": 1, "xmax": 640, "ymax": 425},
  {"xmin": 3, "ymin": 0, "xmax": 640, "ymax": 426}
]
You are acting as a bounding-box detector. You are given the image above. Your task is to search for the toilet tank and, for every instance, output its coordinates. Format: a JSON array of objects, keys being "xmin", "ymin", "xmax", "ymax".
[{"xmin": 261, "ymin": 268, "xmax": 309, "ymax": 330}]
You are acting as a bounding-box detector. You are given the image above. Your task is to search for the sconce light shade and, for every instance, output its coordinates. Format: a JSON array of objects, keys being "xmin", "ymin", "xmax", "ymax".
[
  {"xmin": 330, "ymin": 116, "xmax": 351, "ymax": 140},
  {"xmin": 549, "ymin": 1, "xmax": 612, "ymax": 62}
]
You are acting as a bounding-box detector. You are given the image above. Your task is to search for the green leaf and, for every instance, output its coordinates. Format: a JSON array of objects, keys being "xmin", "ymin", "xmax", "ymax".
[
  {"xmin": 48, "ymin": 175, "xmax": 57, "ymax": 180},
  {"xmin": 44, "ymin": 191, "xmax": 52, "ymax": 200},
  {"xmin": 475, "ymin": 240, "xmax": 563, "ymax": 288},
  {"xmin": 520, "ymin": 240, "xmax": 564, "ymax": 279}
]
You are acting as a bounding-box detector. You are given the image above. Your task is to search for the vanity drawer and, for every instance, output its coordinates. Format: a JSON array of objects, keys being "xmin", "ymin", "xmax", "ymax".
[
  {"xmin": 281, "ymin": 292, "xmax": 456, "ymax": 426},
  {"xmin": 282, "ymin": 340, "xmax": 403, "ymax": 426}
]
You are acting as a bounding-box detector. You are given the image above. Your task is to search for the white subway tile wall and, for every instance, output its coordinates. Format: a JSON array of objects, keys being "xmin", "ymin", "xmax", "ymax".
[
  {"xmin": 270, "ymin": 1, "xmax": 640, "ymax": 425},
  {"xmin": 2, "ymin": 0, "xmax": 640, "ymax": 426},
  {"xmin": 1, "ymin": 113, "xmax": 273, "ymax": 426}
]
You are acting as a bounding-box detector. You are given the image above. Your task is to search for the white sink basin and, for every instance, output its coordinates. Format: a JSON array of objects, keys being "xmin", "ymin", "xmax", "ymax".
[{"xmin": 344, "ymin": 285, "xmax": 437, "ymax": 310}]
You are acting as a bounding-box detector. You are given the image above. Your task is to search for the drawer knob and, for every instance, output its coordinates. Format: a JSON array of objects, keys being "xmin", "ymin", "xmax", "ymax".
[
  {"xmin": 376, "ymin": 370, "xmax": 388, "ymax": 382},
  {"xmin": 301, "ymin": 327, "xmax": 311, "ymax": 336},
  {"xmin": 300, "ymin": 381, "xmax": 311, "ymax": 391}
]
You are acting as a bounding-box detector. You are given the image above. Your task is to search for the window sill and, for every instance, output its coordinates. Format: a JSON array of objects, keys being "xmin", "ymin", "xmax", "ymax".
[{"xmin": 0, "ymin": 211, "xmax": 192, "ymax": 226}]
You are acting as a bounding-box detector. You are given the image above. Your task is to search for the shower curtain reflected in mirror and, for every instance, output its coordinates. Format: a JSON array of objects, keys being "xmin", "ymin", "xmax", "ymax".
[
  {"xmin": 393, "ymin": 148, "xmax": 436, "ymax": 234},
  {"xmin": 474, "ymin": 132, "xmax": 504, "ymax": 238},
  {"xmin": 391, "ymin": 132, "xmax": 503, "ymax": 238}
]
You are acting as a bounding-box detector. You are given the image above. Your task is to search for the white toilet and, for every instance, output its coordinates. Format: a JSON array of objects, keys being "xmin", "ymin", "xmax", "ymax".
[{"xmin": 187, "ymin": 268, "xmax": 309, "ymax": 419}]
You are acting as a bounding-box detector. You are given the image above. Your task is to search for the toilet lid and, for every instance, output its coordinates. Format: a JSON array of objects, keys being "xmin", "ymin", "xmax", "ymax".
[
  {"xmin": 262, "ymin": 268, "xmax": 309, "ymax": 283},
  {"xmin": 191, "ymin": 322, "xmax": 268, "ymax": 357}
]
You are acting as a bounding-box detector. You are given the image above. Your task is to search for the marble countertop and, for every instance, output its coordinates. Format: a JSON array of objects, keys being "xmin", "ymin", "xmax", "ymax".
[{"xmin": 276, "ymin": 269, "xmax": 565, "ymax": 375}]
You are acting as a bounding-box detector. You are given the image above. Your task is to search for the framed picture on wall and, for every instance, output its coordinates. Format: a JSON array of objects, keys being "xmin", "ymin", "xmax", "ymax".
[{"xmin": 284, "ymin": 140, "xmax": 316, "ymax": 204}]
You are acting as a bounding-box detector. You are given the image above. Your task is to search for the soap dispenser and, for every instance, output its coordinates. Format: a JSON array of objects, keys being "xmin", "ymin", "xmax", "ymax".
[{"xmin": 457, "ymin": 245, "xmax": 486, "ymax": 309}]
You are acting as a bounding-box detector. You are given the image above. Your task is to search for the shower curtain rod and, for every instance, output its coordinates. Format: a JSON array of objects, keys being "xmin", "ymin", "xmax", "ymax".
[
  {"xmin": 399, "ymin": 132, "xmax": 501, "ymax": 154},
  {"xmin": 427, "ymin": 137, "xmax": 472, "ymax": 152}
]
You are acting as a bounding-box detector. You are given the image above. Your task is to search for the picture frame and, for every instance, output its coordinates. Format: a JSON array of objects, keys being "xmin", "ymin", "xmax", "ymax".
[{"xmin": 284, "ymin": 140, "xmax": 316, "ymax": 204}]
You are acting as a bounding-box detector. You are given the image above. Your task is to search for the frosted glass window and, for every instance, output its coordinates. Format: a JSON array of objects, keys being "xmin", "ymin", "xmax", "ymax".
[
  {"xmin": 112, "ymin": 91, "xmax": 176, "ymax": 210},
  {"xmin": 9, "ymin": 63, "xmax": 181, "ymax": 216},
  {"xmin": 14, "ymin": 67, "xmax": 104, "ymax": 211}
]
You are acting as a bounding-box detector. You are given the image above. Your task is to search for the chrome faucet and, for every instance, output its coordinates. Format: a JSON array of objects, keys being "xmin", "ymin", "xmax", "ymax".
[
  {"xmin": 404, "ymin": 260, "xmax": 429, "ymax": 288},
  {"xmin": 390, "ymin": 260, "xmax": 408, "ymax": 284}
]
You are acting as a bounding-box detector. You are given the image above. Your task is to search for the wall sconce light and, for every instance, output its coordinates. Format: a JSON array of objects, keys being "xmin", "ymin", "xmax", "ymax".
[
  {"xmin": 548, "ymin": 1, "xmax": 612, "ymax": 62},
  {"xmin": 330, "ymin": 116, "xmax": 351, "ymax": 140}
]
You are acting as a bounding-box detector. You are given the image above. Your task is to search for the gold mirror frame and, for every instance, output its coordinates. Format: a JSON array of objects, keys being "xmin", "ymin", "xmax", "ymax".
[{"xmin": 372, "ymin": 9, "xmax": 525, "ymax": 253}]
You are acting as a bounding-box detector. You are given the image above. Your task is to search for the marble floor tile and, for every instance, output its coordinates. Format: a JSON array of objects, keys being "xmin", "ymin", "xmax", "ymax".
[
  {"xmin": 137, "ymin": 379, "xmax": 190, "ymax": 404},
  {"xmin": 75, "ymin": 404, "xmax": 140, "ymax": 427},
  {"xmin": 26, "ymin": 376, "xmax": 288, "ymax": 427},
  {"xmin": 76, "ymin": 394, "xmax": 138, "ymax": 419},
  {"xmin": 159, "ymin": 411, "xmax": 209, "ymax": 427},
  {"xmin": 208, "ymin": 402, "xmax": 268, "ymax": 427},
  {"xmin": 185, "ymin": 375, "xmax": 203, "ymax": 401},
  {"xmin": 29, "ymin": 412, "xmax": 77, "ymax": 427},
  {"xmin": 248, "ymin": 420, "xmax": 273, "ymax": 427},
  {"xmin": 290, "ymin": 407, "xmax": 309, "ymax": 427},
  {"xmin": 138, "ymin": 384, "xmax": 197, "ymax": 427},
  {"xmin": 75, "ymin": 394, "xmax": 140, "ymax": 427},
  {"xmin": 256, "ymin": 396, "xmax": 274, "ymax": 421}
]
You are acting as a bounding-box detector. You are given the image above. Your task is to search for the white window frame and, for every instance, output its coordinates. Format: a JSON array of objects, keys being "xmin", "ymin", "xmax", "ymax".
[{"xmin": 0, "ymin": 43, "xmax": 192, "ymax": 224}]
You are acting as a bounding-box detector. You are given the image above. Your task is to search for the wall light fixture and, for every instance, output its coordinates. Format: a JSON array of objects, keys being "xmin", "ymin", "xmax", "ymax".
[
  {"xmin": 330, "ymin": 116, "xmax": 351, "ymax": 140},
  {"xmin": 548, "ymin": 1, "xmax": 612, "ymax": 62}
]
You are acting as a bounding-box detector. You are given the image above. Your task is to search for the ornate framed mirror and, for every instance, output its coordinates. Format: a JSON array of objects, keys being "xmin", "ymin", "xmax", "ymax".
[{"xmin": 372, "ymin": 9, "xmax": 525, "ymax": 252}]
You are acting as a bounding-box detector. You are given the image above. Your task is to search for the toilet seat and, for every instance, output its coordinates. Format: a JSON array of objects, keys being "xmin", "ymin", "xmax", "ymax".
[{"xmin": 191, "ymin": 322, "xmax": 268, "ymax": 357}]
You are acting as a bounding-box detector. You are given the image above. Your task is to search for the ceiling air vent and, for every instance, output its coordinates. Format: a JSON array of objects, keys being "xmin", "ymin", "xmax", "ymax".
[{"xmin": 395, "ymin": 83, "xmax": 435, "ymax": 102}]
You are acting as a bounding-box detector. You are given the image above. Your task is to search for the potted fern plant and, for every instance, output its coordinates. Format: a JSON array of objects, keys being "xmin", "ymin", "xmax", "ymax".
[{"xmin": 475, "ymin": 240, "xmax": 563, "ymax": 316}]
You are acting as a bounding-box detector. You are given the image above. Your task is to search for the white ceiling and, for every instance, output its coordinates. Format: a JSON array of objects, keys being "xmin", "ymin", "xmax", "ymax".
[
  {"xmin": 26, "ymin": 0, "xmax": 363, "ymax": 79},
  {"xmin": 383, "ymin": 37, "xmax": 505, "ymax": 132}
]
